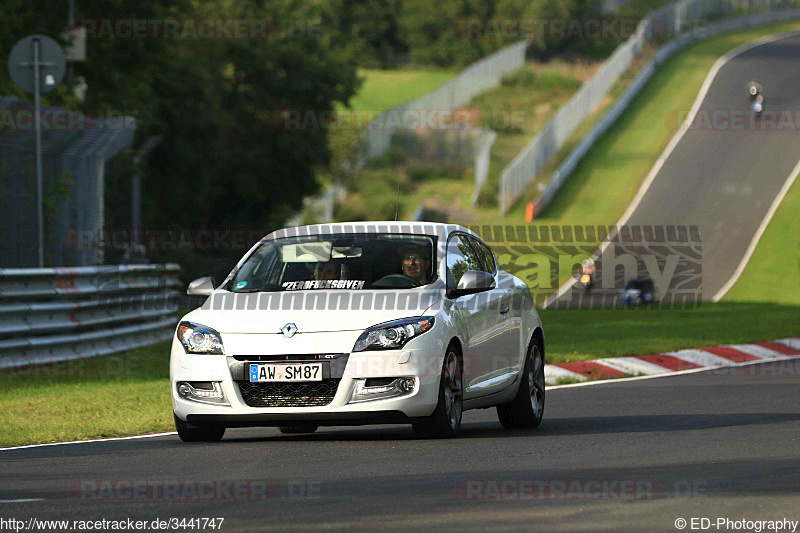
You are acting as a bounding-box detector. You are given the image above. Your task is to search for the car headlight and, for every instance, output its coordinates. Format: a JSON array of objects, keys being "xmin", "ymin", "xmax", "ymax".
[
  {"xmin": 353, "ymin": 317, "xmax": 434, "ymax": 352},
  {"xmin": 177, "ymin": 321, "xmax": 224, "ymax": 354}
]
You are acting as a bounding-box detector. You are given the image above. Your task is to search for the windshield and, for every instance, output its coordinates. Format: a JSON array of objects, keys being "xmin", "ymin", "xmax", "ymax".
[{"xmin": 228, "ymin": 233, "xmax": 437, "ymax": 291}]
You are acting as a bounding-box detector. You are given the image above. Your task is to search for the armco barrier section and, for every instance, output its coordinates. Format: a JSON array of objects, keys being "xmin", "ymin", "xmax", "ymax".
[
  {"xmin": 0, "ymin": 264, "xmax": 182, "ymax": 369},
  {"xmin": 499, "ymin": 0, "xmax": 796, "ymax": 215},
  {"xmin": 358, "ymin": 41, "xmax": 530, "ymax": 164},
  {"xmin": 533, "ymin": 7, "xmax": 800, "ymax": 217}
]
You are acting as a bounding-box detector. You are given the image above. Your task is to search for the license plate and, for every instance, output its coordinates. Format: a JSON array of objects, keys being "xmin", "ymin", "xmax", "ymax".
[{"xmin": 249, "ymin": 363, "xmax": 323, "ymax": 382}]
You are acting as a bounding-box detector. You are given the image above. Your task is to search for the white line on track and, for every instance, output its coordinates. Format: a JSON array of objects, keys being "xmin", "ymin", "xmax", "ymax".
[
  {"xmin": 0, "ymin": 432, "xmax": 176, "ymax": 452},
  {"xmin": 544, "ymin": 29, "xmax": 800, "ymax": 309},
  {"xmin": 0, "ymin": 499, "xmax": 45, "ymax": 504},
  {"xmin": 712, "ymin": 156, "xmax": 800, "ymax": 300}
]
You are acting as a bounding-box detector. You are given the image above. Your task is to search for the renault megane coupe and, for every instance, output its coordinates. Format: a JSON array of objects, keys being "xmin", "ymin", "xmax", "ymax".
[{"xmin": 171, "ymin": 222, "xmax": 545, "ymax": 440}]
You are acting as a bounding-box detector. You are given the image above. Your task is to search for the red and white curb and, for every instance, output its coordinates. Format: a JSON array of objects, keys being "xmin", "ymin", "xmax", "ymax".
[{"xmin": 544, "ymin": 337, "xmax": 800, "ymax": 385}]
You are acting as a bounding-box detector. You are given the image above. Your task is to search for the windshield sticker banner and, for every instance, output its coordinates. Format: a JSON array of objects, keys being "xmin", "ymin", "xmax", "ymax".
[{"xmin": 282, "ymin": 280, "xmax": 366, "ymax": 290}]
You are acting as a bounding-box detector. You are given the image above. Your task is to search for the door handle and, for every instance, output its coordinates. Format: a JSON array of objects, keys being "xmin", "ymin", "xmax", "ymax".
[{"xmin": 499, "ymin": 306, "xmax": 509, "ymax": 315}]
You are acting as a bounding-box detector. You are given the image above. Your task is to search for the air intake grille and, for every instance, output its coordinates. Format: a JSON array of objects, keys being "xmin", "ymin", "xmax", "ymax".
[{"xmin": 238, "ymin": 380, "xmax": 340, "ymax": 408}]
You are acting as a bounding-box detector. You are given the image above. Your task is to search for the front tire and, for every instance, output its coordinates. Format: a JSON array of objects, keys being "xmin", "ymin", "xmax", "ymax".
[
  {"xmin": 413, "ymin": 346, "xmax": 463, "ymax": 438},
  {"xmin": 174, "ymin": 413, "xmax": 225, "ymax": 442},
  {"xmin": 497, "ymin": 339, "xmax": 545, "ymax": 429}
]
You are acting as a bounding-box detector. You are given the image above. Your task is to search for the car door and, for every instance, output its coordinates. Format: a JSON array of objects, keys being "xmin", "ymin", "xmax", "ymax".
[
  {"xmin": 465, "ymin": 236, "xmax": 520, "ymax": 395},
  {"xmin": 469, "ymin": 236, "xmax": 522, "ymax": 386},
  {"xmin": 445, "ymin": 233, "xmax": 485, "ymax": 399},
  {"xmin": 446, "ymin": 233, "xmax": 504, "ymax": 399}
]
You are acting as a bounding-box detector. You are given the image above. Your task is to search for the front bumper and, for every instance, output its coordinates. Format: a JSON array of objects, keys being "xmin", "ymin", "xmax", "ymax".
[
  {"xmin": 185, "ymin": 411, "xmax": 420, "ymax": 428},
  {"xmin": 170, "ymin": 327, "xmax": 448, "ymax": 426}
]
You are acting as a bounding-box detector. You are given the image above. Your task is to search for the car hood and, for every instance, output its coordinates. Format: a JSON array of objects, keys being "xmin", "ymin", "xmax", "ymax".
[{"xmin": 184, "ymin": 288, "xmax": 443, "ymax": 334}]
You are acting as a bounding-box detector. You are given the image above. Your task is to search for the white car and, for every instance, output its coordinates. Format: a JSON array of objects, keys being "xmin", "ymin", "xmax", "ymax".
[{"xmin": 171, "ymin": 222, "xmax": 545, "ymax": 440}]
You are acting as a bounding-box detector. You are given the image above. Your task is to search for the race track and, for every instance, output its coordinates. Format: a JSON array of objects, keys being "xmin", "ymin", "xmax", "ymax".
[
  {"xmin": 552, "ymin": 31, "xmax": 800, "ymax": 308},
  {"xmin": 3, "ymin": 31, "xmax": 800, "ymax": 533},
  {"xmin": 2, "ymin": 360, "xmax": 799, "ymax": 531}
]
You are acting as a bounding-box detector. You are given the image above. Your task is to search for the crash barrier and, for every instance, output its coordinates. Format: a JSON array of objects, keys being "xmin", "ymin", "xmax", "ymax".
[
  {"xmin": 499, "ymin": 0, "xmax": 799, "ymax": 215},
  {"xmin": 0, "ymin": 264, "xmax": 182, "ymax": 369},
  {"xmin": 358, "ymin": 41, "xmax": 529, "ymax": 164}
]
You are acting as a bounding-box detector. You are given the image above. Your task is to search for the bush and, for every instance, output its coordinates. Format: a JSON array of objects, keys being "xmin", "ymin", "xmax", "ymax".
[{"xmin": 501, "ymin": 68, "xmax": 537, "ymax": 87}]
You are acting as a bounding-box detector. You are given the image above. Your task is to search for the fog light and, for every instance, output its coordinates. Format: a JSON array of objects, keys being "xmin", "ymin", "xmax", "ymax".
[
  {"xmin": 176, "ymin": 381, "xmax": 228, "ymax": 405},
  {"xmin": 349, "ymin": 377, "xmax": 415, "ymax": 404},
  {"xmin": 400, "ymin": 378, "xmax": 415, "ymax": 392}
]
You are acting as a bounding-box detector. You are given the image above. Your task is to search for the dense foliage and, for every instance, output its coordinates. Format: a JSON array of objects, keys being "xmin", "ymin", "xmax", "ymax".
[
  {"xmin": 338, "ymin": 0, "xmax": 607, "ymax": 67},
  {"xmin": 1, "ymin": 0, "xmax": 361, "ymax": 231}
]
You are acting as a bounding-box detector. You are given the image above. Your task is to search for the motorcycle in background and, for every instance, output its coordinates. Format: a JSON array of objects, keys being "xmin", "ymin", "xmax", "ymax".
[
  {"xmin": 747, "ymin": 80, "xmax": 762, "ymax": 100},
  {"xmin": 752, "ymin": 94, "xmax": 765, "ymax": 117},
  {"xmin": 747, "ymin": 80, "xmax": 764, "ymax": 117},
  {"xmin": 578, "ymin": 258, "xmax": 595, "ymax": 291}
]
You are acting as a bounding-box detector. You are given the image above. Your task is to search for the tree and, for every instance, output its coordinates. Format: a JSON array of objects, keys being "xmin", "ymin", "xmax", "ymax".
[{"xmin": 1, "ymin": 0, "xmax": 360, "ymax": 231}]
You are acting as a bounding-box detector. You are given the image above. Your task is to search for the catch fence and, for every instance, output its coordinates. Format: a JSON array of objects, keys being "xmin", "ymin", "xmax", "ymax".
[{"xmin": 0, "ymin": 97, "xmax": 135, "ymax": 267}]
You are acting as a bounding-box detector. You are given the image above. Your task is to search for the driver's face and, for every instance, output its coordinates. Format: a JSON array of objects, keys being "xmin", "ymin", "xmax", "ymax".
[
  {"xmin": 314, "ymin": 261, "xmax": 338, "ymax": 280},
  {"xmin": 401, "ymin": 253, "xmax": 430, "ymax": 284}
]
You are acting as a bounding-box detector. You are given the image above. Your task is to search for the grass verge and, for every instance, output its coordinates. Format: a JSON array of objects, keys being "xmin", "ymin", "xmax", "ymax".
[
  {"xmin": 540, "ymin": 302, "xmax": 800, "ymax": 363},
  {"xmin": 345, "ymin": 68, "xmax": 457, "ymax": 112},
  {"xmin": 723, "ymin": 172, "xmax": 800, "ymax": 304},
  {"xmin": 1, "ymin": 343, "xmax": 173, "ymax": 448}
]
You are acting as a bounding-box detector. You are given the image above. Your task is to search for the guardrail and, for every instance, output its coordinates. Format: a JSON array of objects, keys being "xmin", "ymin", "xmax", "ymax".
[
  {"xmin": 499, "ymin": 0, "xmax": 798, "ymax": 215},
  {"xmin": 357, "ymin": 41, "xmax": 530, "ymax": 165},
  {"xmin": 0, "ymin": 264, "xmax": 182, "ymax": 369}
]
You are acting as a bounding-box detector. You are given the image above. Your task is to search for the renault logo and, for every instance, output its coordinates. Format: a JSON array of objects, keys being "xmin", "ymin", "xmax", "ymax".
[{"xmin": 281, "ymin": 323, "xmax": 298, "ymax": 338}]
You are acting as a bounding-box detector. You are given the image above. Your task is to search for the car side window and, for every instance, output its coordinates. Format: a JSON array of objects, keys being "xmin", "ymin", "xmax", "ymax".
[
  {"xmin": 469, "ymin": 237, "xmax": 496, "ymax": 275},
  {"xmin": 446, "ymin": 234, "xmax": 482, "ymax": 291}
]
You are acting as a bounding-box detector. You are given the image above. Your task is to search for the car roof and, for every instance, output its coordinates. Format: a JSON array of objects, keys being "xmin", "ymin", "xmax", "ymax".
[{"xmin": 265, "ymin": 222, "xmax": 481, "ymax": 242}]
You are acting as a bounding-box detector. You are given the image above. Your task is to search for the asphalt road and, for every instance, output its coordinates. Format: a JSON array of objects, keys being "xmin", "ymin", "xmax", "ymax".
[
  {"xmin": 2, "ymin": 359, "xmax": 799, "ymax": 532},
  {"xmin": 553, "ymin": 31, "xmax": 800, "ymax": 308}
]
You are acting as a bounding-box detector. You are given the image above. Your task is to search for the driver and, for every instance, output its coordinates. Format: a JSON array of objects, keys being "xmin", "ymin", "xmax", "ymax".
[
  {"xmin": 313, "ymin": 260, "xmax": 339, "ymax": 281},
  {"xmin": 398, "ymin": 245, "xmax": 431, "ymax": 285}
]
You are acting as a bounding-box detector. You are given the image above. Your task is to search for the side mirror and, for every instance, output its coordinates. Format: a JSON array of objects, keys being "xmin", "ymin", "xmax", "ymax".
[
  {"xmin": 448, "ymin": 270, "xmax": 495, "ymax": 299},
  {"xmin": 187, "ymin": 276, "xmax": 216, "ymax": 296}
]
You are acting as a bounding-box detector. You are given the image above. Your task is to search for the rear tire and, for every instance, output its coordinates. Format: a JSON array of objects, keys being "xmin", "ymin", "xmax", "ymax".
[
  {"xmin": 174, "ymin": 413, "xmax": 225, "ymax": 442},
  {"xmin": 413, "ymin": 346, "xmax": 463, "ymax": 438},
  {"xmin": 497, "ymin": 339, "xmax": 545, "ymax": 429},
  {"xmin": 278, "ymin": 424, "xmax": 318, "ymax": 434}
]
